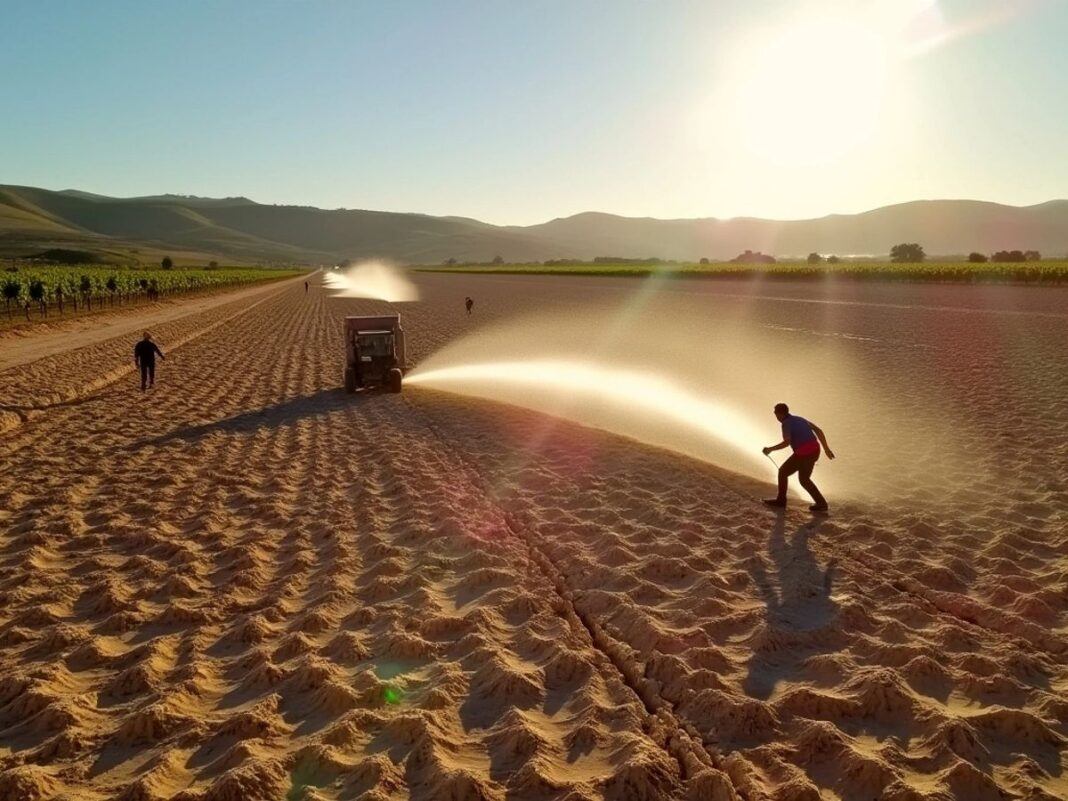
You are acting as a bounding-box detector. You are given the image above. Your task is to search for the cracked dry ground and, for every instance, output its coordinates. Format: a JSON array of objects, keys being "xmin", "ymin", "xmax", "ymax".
[{"xmin": 1, "ymin": 274, "xmax": 1066, "ymax": 801}]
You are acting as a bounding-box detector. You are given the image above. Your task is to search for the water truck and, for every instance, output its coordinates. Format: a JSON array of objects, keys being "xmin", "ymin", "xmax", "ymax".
[{"xmin": 344, "ymin": 314, "xmax": 408, "ymax": 393}]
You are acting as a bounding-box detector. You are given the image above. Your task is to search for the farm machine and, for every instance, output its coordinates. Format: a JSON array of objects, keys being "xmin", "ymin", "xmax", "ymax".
[{"xmin": 343, "ymin": 314, "xmax": 408, "ymax": 394}]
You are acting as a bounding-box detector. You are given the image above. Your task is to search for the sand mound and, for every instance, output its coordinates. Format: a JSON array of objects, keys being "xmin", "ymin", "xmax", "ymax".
[{"xmin": 0, "ymin": 764, "xmax": 62, "ymax": 801}]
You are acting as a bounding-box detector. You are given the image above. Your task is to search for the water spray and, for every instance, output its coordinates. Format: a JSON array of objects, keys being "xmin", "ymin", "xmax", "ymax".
[
  {"xmin": 323, "ymin": 260, "xmax": 419, "ymax": 302},
  {"xmin": 401, "ymin": 300, "xmax": 957, "ymax": 501},
  {"xmin": 408, "ymin": 358, "xmax": 774, "ymax": 476}
]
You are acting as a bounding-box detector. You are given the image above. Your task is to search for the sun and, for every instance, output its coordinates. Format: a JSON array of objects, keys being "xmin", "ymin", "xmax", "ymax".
[{"xmin": 721, "ymin": 17, "xmax": 897, "ymax": 167}]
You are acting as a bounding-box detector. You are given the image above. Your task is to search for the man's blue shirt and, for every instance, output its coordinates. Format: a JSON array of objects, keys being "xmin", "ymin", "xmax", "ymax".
[{"xmin": 783, "ymin": 414, "xmax": 819, "ymax": 455}]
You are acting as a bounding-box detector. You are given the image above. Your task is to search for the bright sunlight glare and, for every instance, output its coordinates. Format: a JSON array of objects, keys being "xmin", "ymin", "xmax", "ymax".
[{"xmin": 723, "ymin": 17, "xmax": 895, "ymax": 166}]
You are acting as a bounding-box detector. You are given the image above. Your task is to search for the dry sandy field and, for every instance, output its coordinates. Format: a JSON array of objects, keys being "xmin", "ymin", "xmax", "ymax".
[{"xmin": 0, "ymin": 271, "xmax": 1065, "ymax": 801}]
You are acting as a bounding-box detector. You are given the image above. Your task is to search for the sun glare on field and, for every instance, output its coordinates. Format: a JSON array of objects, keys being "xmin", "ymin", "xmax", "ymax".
[{"xmin": 723, "ymin": 17, "xmax": 895, "ymax": 166}]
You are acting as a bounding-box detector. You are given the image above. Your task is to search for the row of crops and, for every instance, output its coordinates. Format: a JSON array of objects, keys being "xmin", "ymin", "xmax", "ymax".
[
  {"xmin": 419, "ymin": 260, "xmax": 1068, "ymax": 283},
  {"xmin": 1, "ymin": 266, "xmax": 303, "ymax": 321}
]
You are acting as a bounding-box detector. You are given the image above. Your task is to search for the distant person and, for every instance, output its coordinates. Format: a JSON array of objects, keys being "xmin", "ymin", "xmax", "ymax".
[
  {"xmin": 465, "ymin": 296, "xmax": 474, "ymax": 315},
  {"xmin": 762, "ymin": 402, "xmax": 834, "ymax": 512},
  {"xmin": 133, "ymin": 331, "xmax": 165, "ymax": 392},
  {"xmin": 304, "ymin": 280, "xmax": 309, "ymax": 294}
]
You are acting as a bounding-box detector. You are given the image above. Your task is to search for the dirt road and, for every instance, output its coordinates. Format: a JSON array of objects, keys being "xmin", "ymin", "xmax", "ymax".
[{"xmin": 1, "ymin": 273, "xmax": 1064, "ymax": 800}]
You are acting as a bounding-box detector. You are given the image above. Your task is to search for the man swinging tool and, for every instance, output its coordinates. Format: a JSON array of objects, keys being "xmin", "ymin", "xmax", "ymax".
[{"xmin": 762, "ymin": 402, "xmax": 834, "ymax": 513}]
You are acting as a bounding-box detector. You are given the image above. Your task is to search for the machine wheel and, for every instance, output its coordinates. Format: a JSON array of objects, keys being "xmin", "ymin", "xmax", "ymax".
[
  {"xmin": 388, "ymin": 368, "xmax": 403, "ymax": 394},
  {"xmin": 344, "ymin": 366, "xmax": 357, "ymax": 394}
]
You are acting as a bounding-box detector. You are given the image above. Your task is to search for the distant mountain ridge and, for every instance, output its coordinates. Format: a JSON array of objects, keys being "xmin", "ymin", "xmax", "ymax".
[{"xmin": 2, "ymin": 184, "xmax": 1066, "ymax": 264}]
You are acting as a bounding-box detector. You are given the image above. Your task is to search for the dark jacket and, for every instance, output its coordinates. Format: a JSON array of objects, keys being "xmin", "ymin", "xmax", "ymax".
[{"xmin": 134, "ymin": 340, "xmax": 163, "ymax": 365}]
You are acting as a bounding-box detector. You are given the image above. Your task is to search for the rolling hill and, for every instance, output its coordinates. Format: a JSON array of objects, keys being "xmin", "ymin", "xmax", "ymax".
[{"xmin": 2, "ymin": 184, "xmax": 1066, "ymax": 264}]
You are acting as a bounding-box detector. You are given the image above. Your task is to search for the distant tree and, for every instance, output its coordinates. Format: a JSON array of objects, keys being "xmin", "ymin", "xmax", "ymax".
[
  {"xmin": 208, "ymin": 260, "xmax": 219, "ymax": 269},
  {"xmin": 730, "ymin": 249, "xmax": 776, "ymax": 264},
  {"xmin": 890, "ymin": 243, "xmax": 925, "ymax": 263},
  {"xmin": 444, "ymin": 257, "xmax": 458, "ymax": 266},
  {"xmin": 161, "ymin": 256, "xmax": 173, "ymax": 270},
  {"xmin": 491, "ymin": 255, "xmax": 504, "ymax": 265},
  {"xmin": 1024, "ymin": 250, "xmax": 1041, "ymax": 262},
  {"xmin": 29, "ymin": 279, "xmax": 46, "ymax": 317},
  {"xmin": 827, "ymin": 255, "xmax": 840, "ymax": 264},
  {"xmin": 968, "ymin": 252, "xmax": 988, "ymax": 263},
  {"xmin": 2, "ymin": 278, "xmax": 21, "ymax": 318},
  {"xmin": 992, "ymin": 250, "xmax": 1026, "ymax": 262},
  {"xmin": 79, "ymin": 275, "xmax": 93, "ymax": 310},
  {"xmin": 699, "ymin": 257, "xmax": 709, "ymax": 265},
  {"xmin": 807, "ymin": 252, "xmax": 823, "ymax": 265}
]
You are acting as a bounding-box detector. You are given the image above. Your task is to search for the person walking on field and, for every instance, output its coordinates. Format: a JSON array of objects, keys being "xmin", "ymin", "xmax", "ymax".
[
  {"xmin": 762, "ymin": 402, "xmax": 834, "ymax": 513},
  {"xmin": 305, "ymin": 280, "xmax": 309, "ymax": 294},
  {"xmin": 134, "ymin": 331, "xmax": 164, "ymax": 391},
  {"xmin": 465, "ymin": 296, "xmax": 474, "ymax": 315}
]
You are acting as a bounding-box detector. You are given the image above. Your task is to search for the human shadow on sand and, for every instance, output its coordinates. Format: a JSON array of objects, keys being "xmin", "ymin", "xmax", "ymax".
[
  {"xmin": 742, "ymin": 514, "xmax": 839, "ymax": 701},
  {"xmin": 125, "ymin": 388, "xmax": 374, "ymax": 450}
]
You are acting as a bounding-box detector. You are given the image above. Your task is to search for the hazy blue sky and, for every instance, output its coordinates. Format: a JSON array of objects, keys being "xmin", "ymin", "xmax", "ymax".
[{"xmin": 2, "ymin": 1, "xmax": 1065, "ymax": 224}]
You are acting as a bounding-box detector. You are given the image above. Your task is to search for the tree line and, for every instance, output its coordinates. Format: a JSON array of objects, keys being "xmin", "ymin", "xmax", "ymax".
[{"xmin": 442, "ymin": 245, "xmax": 1054, "ymax": 267}]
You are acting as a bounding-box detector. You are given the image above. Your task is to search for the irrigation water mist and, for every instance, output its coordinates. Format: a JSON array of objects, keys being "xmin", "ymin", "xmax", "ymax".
[
  {"xmin": 407, "ymin": 302, "xmax": 967, "ymax": 501},
  {"xmin": 410, "ymin": 359, "xmax": 773, "ymax": 468},
  {"xmin": 323, "ymin": 261, "xmax": 419, "ymax": 302}
]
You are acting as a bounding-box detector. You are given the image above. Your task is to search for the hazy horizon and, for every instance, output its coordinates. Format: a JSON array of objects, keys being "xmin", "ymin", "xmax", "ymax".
[
  {"xmin": 3, "ymin": 0, "xmax": 1067, "ymax": 225},
  {"xmin": 8, "ymin": 182, "xmax": 1068, "ymax": 228}
]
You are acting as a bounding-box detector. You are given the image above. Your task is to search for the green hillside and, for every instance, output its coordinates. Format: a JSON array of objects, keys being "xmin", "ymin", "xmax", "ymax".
[{"xmin": 3, "ymin": 185, "xmax": 1067, "ymax": 265}]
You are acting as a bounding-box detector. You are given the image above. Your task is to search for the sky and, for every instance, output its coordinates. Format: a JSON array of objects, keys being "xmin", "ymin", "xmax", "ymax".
[{"xmin": 1, "ymin": 0, "xmax": 1066, "ymax": 225}]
